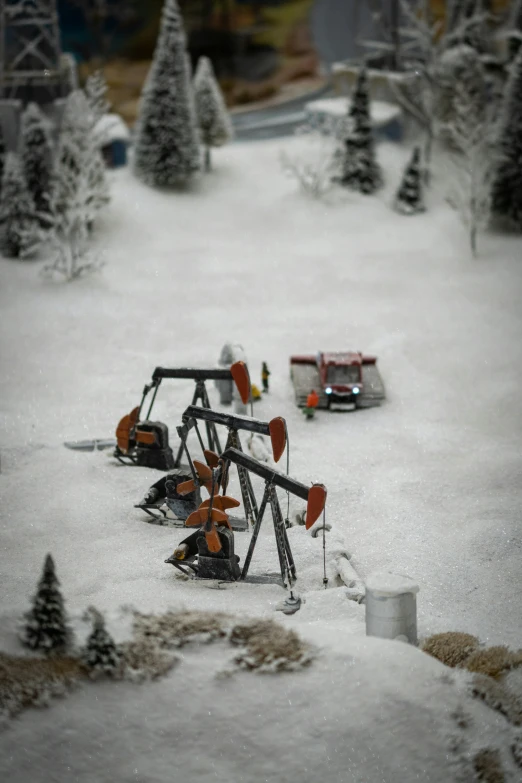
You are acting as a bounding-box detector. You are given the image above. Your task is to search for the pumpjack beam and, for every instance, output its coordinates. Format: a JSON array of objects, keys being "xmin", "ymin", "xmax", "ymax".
[
  {"xmin": 152, "ymin": 367, "xmax": 233, "ymax": 382},
  {"xmin": 182, "ymin": 405, "xmax": 271, "ymax": 436},
  {"xmin": 221, "ymin": 448, "xmax": 309, "ymax": 501}
]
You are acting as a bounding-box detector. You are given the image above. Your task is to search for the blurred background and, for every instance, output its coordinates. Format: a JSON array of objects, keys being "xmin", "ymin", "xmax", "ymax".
[{"xmin": 56, "ymin": 1, "xmax": 511, "ymax": 124}]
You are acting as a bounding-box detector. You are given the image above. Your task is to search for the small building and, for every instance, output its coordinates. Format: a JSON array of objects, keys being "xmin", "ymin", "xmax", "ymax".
[{"xmin": 94, "ymin": 113, "xmax": 130, "ymax": 168}]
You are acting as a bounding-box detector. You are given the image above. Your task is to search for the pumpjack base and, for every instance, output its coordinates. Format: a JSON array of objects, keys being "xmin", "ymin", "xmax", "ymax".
[
  {"xmin": 139, "ymin": 505, "xmax": 249, "ymax": 532},
  {"xmin": 165, "ymin": 557, "xmax": 285, "ymax": 587}
]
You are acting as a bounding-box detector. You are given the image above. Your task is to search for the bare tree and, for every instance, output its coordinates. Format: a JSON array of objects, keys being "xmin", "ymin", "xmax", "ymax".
[
  {"xmin": 280, "ymin": 123, "xmax": 337, "ymax": 200},
  {"xmin": 437, "ymin": 70, "xmax": 497, "ymax": 256},
  {"xmin": 363, "ymin": 1, "xmax": 496, "ymax": 174}
]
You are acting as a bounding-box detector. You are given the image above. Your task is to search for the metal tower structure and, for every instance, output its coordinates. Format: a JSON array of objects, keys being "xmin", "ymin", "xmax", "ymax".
[{"xmin": 0, "ymin": 0, "xmax": 65, "ymax": 104}]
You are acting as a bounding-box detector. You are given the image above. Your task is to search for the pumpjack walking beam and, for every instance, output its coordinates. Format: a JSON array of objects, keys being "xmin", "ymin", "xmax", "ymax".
[
  {"xmin": 180, "ymin": 405, "xmax": 287, "ymax": 529},
  {"xmin": 221, "ymin": 447, "xmax": 327, "ymax": 587}
]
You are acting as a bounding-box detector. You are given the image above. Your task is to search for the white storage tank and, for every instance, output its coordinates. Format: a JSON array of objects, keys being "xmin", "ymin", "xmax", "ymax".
[{"xmin": 365, "ymin": 571, "xmax": 419, "ymax": 645}]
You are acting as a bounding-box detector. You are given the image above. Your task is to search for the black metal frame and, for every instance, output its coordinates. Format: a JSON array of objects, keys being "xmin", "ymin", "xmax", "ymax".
[
  {"xmin": 220, "ymin": 447, "xmax": 309, "ymax": 588},
  {"xmin": 115, "ymin": 367, "xmax": 232, "ymax": 466}
]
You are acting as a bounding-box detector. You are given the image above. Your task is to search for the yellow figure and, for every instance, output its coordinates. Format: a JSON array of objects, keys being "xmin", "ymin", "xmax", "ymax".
[{"xmin": 251, "ymin": 383, "xmax": 262, "ymax": 401}]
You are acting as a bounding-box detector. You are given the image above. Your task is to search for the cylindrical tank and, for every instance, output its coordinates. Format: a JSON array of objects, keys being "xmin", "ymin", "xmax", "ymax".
[{"xmin": 365, "ymin": 571, "xmax": 419, "ymax": 645}]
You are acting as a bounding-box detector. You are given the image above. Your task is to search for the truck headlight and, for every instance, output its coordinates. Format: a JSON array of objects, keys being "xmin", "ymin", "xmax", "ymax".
[
  {"xmin": 353, "ymin": 386, "xmax": 360, "ymax": 394},
  {"xmin": 325, "ymin": 387, "xmax": 332, "ymax": 394}
]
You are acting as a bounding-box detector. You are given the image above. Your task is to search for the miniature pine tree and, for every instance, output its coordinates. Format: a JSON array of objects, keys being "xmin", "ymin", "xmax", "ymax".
[
  {"xmin": 508, "ymin": 0, "xmax": 522, "ymax": 62},
  {"xmin": 20, "ymin": 554, "xmax": 71, "ymax": 654},
  {"xmin": 25, "ymin": 90, "xmax": 109, "ymax": 277},
  {"xmin": 340, "ymin": 68, "xmax": 382, "ymax": 195},
  {"xmin": 84, "ymin": 70, "xmax": 110, "ymax": 126},
  {"xmin": 133, "ymin": 0, "xmax": 200, "ymax": 187},
  {"xmin": 193, "ymin": 56, "xmax": 233, "ymax": 171},
  {"xmin": 0, "ymin": 122, "xmax": 5, "ymax": 196},
  {"xmin": 82, "ymin": 610, "xmax": 123, "ymax": 678},
  {"xmin": 20, "ymin": 103, "xmax": 54, "ymax": 223},
  {"xmin": 0, "ymin": 152, "xmax": 35, "ymax": 258},
  {"xmin": 52, "ymin": 89, "xmax": 109, "ymax": 224},
  {"xmin": 491, "ymin": 49, "xmax": 522, "ymax": 230},
  {"xmin": 394, "ymin": 147, "xmax": 425, "ymax": 215}
]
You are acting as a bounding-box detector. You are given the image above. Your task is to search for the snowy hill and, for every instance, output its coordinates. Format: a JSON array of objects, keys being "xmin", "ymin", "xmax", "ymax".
[{"xmin": 1, "ymin": 137, "xmax": 522, "ymax": 781}]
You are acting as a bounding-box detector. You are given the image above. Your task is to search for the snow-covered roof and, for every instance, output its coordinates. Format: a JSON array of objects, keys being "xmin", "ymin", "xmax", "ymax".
[{"xmin": 93, "ymin": 113, "xmax": 130, "ymax": 146}]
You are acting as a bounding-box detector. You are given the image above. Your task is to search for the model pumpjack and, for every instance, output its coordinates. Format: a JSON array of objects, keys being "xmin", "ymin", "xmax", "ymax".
[
  {"xmin": 165, "ymin": 447, "xmax": 327, "ymax": 587},
  {"xmin": 136, "ymin": 405, "xmax": 287, "ymax": 531},
  {"xmin": 114, "ymin": 364, "xmax": 245, "ymax": 471}
]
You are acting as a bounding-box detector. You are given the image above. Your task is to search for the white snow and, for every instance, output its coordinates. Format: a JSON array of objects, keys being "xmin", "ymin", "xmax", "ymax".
[
  {"xmin": 365, "ymin": 570, "xmax": 420, "ymax": 596},
  {"xmin": 93, "ymin": 113, "xmax": 130, "ymax": 146},
  {"xmin": 305, "ymin": 96, "xmax": 402, "ymax": 127},
  {"xmin": 1, "ymin": 135, "xmax": 522, "ymax": 781}
]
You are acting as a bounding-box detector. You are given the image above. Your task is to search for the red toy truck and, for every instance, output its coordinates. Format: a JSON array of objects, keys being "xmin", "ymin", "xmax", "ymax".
[{"xmin": 290, "ymin": 351, "xmax": 385, "ymax": 410}]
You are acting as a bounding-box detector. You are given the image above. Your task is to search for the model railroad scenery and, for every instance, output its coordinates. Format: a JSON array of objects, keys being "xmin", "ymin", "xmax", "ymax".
[{"xmin": 1, "ymin": 1, "xmax": 522, "ymax": 782}]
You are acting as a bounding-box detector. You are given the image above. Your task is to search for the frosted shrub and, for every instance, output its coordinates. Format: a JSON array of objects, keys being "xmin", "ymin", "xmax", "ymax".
[{"xmin": 280, "ymin": 123, "xmax": 336, "ymax": 199}]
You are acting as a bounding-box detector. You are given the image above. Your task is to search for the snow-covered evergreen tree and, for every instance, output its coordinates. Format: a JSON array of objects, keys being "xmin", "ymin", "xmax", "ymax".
[
  {"xmin": 84, "ymin": 70, "xmax": 110, "ymax": 127},
  {"xmin": 507, "ymin": 0, "xmax": 522, "ymax": 62},
  {"xmin": 20, "ymin": 103, "xmax": 54, "ymax": 223},
  {"xmin": 0, "ymin": 122, "xmax": 5, "ymax": 196},
  {"xmin": 133, "ymin": 0, "xmax": 200, "ymax": 187},
  {"xmin": 52, "ymin": 89, "xmax": 109, "ymax": 224},
  {"xmin": 339, "ymin": 68, "xmax": 382, "ymax": 195},
  {"xmin": 82, "ymin": 610, "xmax": 123, "ymax": 678},
  {"xmin": 0, "ymin": 153, "xmax": 35, "ymax": 258},
  {"xmin": 193, "ymin": 56, "xmax": 233, "ymax": 171},
  {"xmin": 25, "ymin": 90, "xmax": 109, "ymax": 277},
  {"xmin": 491, "ymin": 49, "xmax": 522, "ymax": 230},
  {"xmin": 394, "ymin": 147, "xmax": 425, "ymax": 215},
  {"xmin": 19, "ymin": 554, "xmax": 71, "ymax": 654}
]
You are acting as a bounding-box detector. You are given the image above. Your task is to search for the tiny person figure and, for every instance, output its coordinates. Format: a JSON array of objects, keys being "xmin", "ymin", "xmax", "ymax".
[
  {"xmin": 261, "ymin": 362, "xmax": 270, "ymax": 393},
  {"xmin": 251, "ymin": 383, "xmax": 262, "ymax": 401},
  {"xmin": 303, "ymin": 389, "xmax": 319, "ymax": 420}
]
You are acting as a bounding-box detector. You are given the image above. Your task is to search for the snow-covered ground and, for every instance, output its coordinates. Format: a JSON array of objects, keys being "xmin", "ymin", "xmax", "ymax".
[{"xmin": 1, "ymin": 138, "xmax": 522, "ymax": 781}]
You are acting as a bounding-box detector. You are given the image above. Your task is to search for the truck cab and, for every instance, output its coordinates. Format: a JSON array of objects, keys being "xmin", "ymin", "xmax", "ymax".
[{"xmin": 290, "ymin": 350, "xmax": 385, "ymax": 410}]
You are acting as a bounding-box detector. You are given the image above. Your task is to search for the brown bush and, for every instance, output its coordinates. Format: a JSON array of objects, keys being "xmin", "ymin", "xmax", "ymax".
[
  {"xmin": 0, "ymin": 652, "xmax": 84, "ymax": 717},
  {"xmin": 132, "ymin": 610, "xmax": 230, "ymax": 649},
  {"xmin": 463, "ymin": 646, "xmax": 520, "ymax": 678},
  {"xmin": 421, "ymin": 631, "xmax": 480, "ymax": 667},
  {"xmin": 119, "ymin": 638, "xmax": 178, "ymax": 682},
  {"xmin": 472, "ymin": 748, "xmax": 505, "ymax": 783},
  {"xmin": 229, "ymin": 618, "xmax": 314, "ymax": 673}
]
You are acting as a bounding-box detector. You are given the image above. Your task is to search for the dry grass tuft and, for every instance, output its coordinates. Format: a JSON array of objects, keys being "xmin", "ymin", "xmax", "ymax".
[
  {"xmin": 463, "ymin": 646, "xmax": 520, "ymax": 678},
  {"xmin": 119, "ymin": 638, "xmax": 178, "ymax": 682},
  {"xmin": 421, "ymin": 632, "xmax": 480, "ymax": 667},
  {"xmin": 472, "ymin": 748, "xmax": 505, "ymax": 783},
  {"xmin": 471, "ymin": 674, "xmax": 522, "ymax": 727},
  {"xmin": 132, "ymin": 610, "xmax": 230, "ymax": 649},
  {"xmin": 0, "ymin": 652, "xmax": 84, "ymax": 717},
  {"xmin": 229, "ymin": 618, "xmax": 315, "ymax": 673}
]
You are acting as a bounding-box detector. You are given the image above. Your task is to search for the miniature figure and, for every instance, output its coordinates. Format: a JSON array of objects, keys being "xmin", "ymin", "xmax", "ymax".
[
  {"xmin": 290, "ymin": 351, "xmax": 385, "ymax": 410},
  {"xmin": 216, "ymin": 343, "xmax": 247, "ymax": 405},
  {"xmin": 251, "ymin": 383, "xmax": 262, "ymax": 401},
  {"xmin": 261, "ymin": 362, "xmax": 270, "ymax": 392},
  {"xmin": 303, "ymin": 390, "xmax": 319, "ymax": 419}
]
